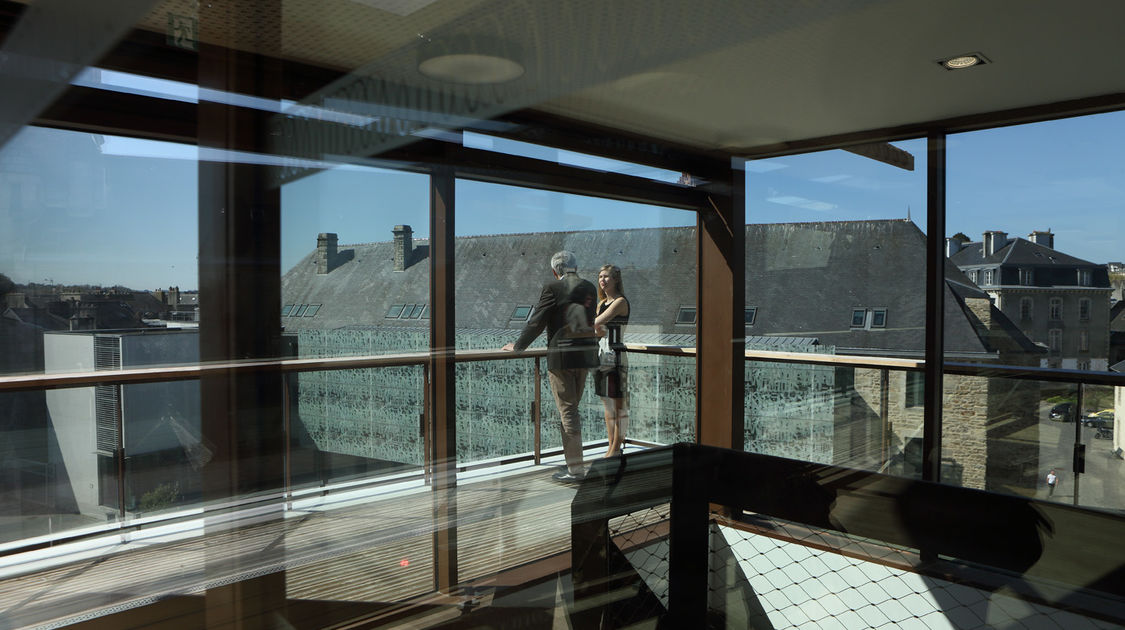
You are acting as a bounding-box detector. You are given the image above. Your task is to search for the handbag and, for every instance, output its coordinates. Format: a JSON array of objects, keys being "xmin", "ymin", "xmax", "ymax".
[{"xmin": 598, "ymin": 335, "xmax": 617, "ymax": 368}]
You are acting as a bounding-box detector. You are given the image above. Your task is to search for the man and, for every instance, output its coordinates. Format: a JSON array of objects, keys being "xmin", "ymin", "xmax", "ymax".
[
  {"xmin": 1046, "ymin": 469, "xmax": 1058, "ymax": 497},
  {"xmin": 502, "ymin": 251, "xmax": 599, "ymax": 482}
]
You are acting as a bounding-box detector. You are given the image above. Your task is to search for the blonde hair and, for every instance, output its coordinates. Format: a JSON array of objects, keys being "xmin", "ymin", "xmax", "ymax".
[{"xmin": 596, "ymin": 265, "xmax": 624, "ymax": 303}]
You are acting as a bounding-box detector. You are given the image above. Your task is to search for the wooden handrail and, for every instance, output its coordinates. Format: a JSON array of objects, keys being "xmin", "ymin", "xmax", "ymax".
[{"xmin": 2, "ymin": 343, "xmax": 1122, "ymax": 392}]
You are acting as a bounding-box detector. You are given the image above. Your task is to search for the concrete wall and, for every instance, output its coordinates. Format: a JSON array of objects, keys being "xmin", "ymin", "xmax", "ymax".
[{"xmin": 43, "ymin": 334, "xmax": 100, "ymax": 517}]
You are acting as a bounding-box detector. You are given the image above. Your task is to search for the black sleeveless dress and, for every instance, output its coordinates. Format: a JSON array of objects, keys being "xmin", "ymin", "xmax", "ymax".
[{"xmin": 594, "ymin": 297, "xmax": 629, "ymax": 399}]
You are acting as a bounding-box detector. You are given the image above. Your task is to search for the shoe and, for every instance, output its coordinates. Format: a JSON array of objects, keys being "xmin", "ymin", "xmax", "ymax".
[{"xmin": 551, "ymin": 470, "xmax": 585, "ymax": 484}]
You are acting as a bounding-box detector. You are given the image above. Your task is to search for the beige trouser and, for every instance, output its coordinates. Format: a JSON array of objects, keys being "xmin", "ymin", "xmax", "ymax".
[{"xmin": 549, "ymin": 368, "xmax": 588, "ymax": 474}]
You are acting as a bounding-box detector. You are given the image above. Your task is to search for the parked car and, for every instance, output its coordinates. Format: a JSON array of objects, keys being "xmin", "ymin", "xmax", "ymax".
[
  {"xmin": 1049, "ymin": 402, "xmax": 1076, "ymax": 422},
  {"xmin": 1082, "ymin": 409, "xmax": 1115, "ymax": 429}
]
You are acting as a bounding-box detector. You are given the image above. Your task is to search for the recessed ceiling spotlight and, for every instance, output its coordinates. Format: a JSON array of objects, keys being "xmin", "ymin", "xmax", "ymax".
[
  {"xmin": 937, "ymin": 53, "xmax": 989, "ymax": 71},
  {"xmin": 418, "ymin": 34, "xmax": 524, "ymax": 84}
]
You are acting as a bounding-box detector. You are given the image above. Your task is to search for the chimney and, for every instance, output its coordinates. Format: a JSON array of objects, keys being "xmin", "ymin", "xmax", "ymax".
[
  {"xmin": 1028, "ymin": 230, "xmax": 1054, "ymax": 249},
  {"xmin": 317, "ymin": 233, "xmax": 338, "ymax": 275},
  {"xmin": 945, "ymin": 237, "xmax": 962, "ymax": 257},
  {"xmin": 393, "ymin": 225, "xmax": 413, "ymax": 272},
  {"xmin": 983, "ymin": 230, "xmax": 1008, "ymax": 256}
]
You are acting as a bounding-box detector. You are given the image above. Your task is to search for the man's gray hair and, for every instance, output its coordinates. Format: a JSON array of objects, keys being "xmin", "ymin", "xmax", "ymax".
[{"xmin": 550, "ymin": 250, "xmax": 578, "ymax": 276}]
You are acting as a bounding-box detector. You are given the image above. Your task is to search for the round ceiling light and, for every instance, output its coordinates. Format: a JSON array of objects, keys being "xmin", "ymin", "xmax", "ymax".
[
  {"xmin": 418, "ymin": 35, "xmax": 524, "ymax": 84},
  {"xmin": 944, "ymin": 56, "xmax": 979, "ymax": 69},
  {"xmin": 939, "ymin": 53, "xmax": 989, "ymax": 71},
  {"xmin": 419, "ymin": 53, "xmax": 524, "ymax": 84}
]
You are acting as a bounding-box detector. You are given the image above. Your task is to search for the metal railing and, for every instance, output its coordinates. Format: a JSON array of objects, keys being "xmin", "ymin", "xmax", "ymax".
[{"xmin": 1, "ymin": 344, "xmax": 1121, "ymax": 554}]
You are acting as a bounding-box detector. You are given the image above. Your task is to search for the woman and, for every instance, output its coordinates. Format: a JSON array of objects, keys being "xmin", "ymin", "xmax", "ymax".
[{"xmin": 594, "ymin": 264, "xmax": 630, "ymax": 457}]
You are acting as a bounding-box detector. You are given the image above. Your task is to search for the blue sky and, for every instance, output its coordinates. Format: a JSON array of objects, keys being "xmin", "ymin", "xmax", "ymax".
[{"xmin": 2, "ymin": 102, "xmax": 1123, "ymax": 290}]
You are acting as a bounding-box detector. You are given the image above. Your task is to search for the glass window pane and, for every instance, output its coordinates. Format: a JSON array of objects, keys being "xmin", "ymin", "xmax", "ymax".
[
  {"xmin": 281, "ymin": 165, "xmax": 429, "ymax": 490},
  {"xmin": 745, "ymin": 140, "xmax": 927, "ymax": 474},
  {"xmin": 947, "ymin": 112, "xmax": 1124, "ymax": 497},
  {"xmin": 455, "ymin": 179, "xmax": 696, "ymax": 467}
]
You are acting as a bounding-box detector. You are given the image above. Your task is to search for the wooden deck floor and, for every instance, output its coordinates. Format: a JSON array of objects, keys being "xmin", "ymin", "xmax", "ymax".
[{"xmin": 0, "ymin": 465, "xmax": 582, "ymax": 629}]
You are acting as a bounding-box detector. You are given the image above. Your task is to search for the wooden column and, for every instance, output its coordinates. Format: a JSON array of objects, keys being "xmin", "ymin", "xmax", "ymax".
[
  {"xmin": 197, "ymin": 1, "xmax": 287, "ymax": 626},
  {"xmin": 429, "ymin": 165, "xmax": 458, "ymax": 592},
  {"xmin": 696, "ymin": 174, "xmax": 745, "ymax": 449}
]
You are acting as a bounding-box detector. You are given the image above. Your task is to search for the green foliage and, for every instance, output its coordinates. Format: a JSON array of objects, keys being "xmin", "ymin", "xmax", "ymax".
[{"xmin": 139, "ymin": 482, "xmax": 180, "ymax": 513}]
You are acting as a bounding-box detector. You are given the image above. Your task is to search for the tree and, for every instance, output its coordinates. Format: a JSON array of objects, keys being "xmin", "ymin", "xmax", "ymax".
[{"xmin": 951, "ymin": 232, "xmax": 971, "ymax": 243}]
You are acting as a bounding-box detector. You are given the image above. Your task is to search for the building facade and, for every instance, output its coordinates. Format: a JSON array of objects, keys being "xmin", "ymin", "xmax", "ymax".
[{"xmin": 949, "ymin": 231, "xmax": 1113, "ymax": 370}]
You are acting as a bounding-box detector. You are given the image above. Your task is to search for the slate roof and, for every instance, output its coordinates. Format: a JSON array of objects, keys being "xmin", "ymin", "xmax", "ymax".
[
  {"xmin": 1111, "ymin": 300, "xmax": 1125, "ymax": 332},
  {"xmin": 282, "ymin": 219, "xmax": 1035, "ymax": 359},
  {"xmin": 282, "ymin": 226, "xmax": 697, "ymax": 334},
  {"xmin": 949, "ymin": 236, "xmax": 1111, "ymax": 288}
]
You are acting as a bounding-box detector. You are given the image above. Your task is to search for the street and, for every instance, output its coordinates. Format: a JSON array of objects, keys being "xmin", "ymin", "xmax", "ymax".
[{"xmin": 1033, "ymin": 400, "xmax": 1124, "ymax": 512}]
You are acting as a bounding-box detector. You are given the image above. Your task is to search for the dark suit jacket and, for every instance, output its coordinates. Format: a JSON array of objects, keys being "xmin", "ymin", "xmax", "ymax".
[{"xmin": 513, "ymin": 272, "xmax": 599, "ymax": 370}]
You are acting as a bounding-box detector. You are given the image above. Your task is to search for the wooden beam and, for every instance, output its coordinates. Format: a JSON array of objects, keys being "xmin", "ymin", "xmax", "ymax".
[
  {"xmin": 696, "ymin": 173, "xmax": 745, "ymax": 449},
  {"xmin": 429, "ymin": 165, "xmax": 458, "ymax": 592}
]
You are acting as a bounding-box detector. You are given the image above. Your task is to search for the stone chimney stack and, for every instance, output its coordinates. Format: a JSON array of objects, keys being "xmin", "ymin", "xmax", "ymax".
[
  {"xmin": 393, "ymin": 225, "xmax": 413, "ymax": 272},
  {"xmin": 317, "ymin": 233, "xmax": 338, "ymax": 275},
  {"xmin": 945, "ymin": 237, "xmax": 962, "ymax": 257},
  {"xmin": 1028, "ymin": 230, "xmax": 1054, "ymax": 249},
  {"xmin": 983, "ymin": 230, "xmax": 1008, "ymax": 256}
]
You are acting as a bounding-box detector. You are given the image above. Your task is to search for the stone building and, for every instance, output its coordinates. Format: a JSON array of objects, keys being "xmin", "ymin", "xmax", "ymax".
[{"xmin": 949, "ymin": 230, "xmax": 1113, "ymax": 370}]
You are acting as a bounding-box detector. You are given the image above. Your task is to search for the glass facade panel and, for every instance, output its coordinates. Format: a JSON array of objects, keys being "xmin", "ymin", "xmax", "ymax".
[
  {"xmin": 948, "ymin": 115, "xmax": 1120, "ymax": 373},
  {"xmin": 455, "ymin": 179, "xmax": 695, "ymax": 465},
  {"xmin": 744, "ymin": 141, "xmax": 926, "ymax": 471}
]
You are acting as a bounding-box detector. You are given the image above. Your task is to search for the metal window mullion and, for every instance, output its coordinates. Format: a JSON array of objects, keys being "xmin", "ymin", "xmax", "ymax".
[{"xmin": 923, "ymin": 132, "xmax": 946, "ymax": 483}]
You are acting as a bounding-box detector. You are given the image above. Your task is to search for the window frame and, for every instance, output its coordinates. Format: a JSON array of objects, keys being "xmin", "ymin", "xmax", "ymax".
[{"xmin": 1049, "ymin": 297, "xmax": 1063, "ymax": 321}]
